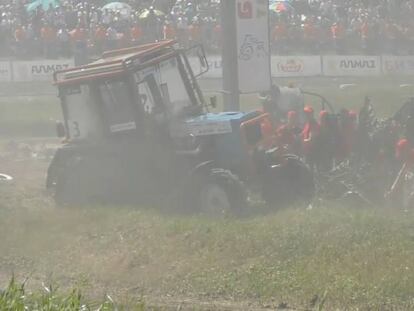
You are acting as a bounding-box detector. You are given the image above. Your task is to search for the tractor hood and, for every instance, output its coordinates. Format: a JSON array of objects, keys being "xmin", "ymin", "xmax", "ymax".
[{"xmin": 171, "ymin": 111, "xmax": 260, "ymax": 137}]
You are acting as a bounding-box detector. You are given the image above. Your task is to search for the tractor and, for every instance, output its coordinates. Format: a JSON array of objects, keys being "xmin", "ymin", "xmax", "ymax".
[{"xmin": 46, "ymin": 40, "xmax": 314, "ymax": 214}]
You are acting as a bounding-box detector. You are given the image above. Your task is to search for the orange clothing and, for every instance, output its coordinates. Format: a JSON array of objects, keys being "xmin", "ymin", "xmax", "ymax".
[
  {"xmin": 95, "ymin": 26, "xmax": 107, "ymax": 41},
  {"xmin": 331, "ymin": 24, "xmax": 343, "ymax": 39},
  {"xmin": 188, "ymin": 24, "xmax": 200, "ymax": 41},
  {"xmin": 163, "ymin": 24, "xmax": 176, "ymax": 40},
  {"xmin": 272, "ymin": 22, "xmax": 287, "ymax": 41},
  {"xmin": 277, "ymin": 124, "xmax": 297, "ymax": 147},
  {"xmin": 360, "ymin": 22, "xmax": 369, "ymax": 38},
  {"xmin": 14, "ymin": 27, "xmax": 25, "ymax": 41},
  {"xmin": 303, "ymin": 120, "xmax": 320, "ymax": 141},
  {"xmin": 71, "ymin": 27, "xmax": 87, "ymax": 41},
  {"xmin": 41, "ymin": 26, "xmax": 56, "ymax": 41},
  {"xmin": 131, "ymin": 25, "xmax": 142, "ymax": 41},
  {"xmin": 303, "ymin": 22, "xmax": 316, "ymax": 39},
  {"xmin": 213, "ymin": 24, "xmax": 222, "ymax": 36}
]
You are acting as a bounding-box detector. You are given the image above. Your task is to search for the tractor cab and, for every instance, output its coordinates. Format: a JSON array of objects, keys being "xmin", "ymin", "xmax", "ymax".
[{"xmin": 54, "ymin": 41, "xmax": 207, "ymax": 143}]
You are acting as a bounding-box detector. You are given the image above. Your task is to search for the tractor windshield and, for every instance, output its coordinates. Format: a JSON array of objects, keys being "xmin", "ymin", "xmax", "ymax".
[
  {"xmin": 99, "ymin": 78, "xmax": 137, "ymax": 133},
  {"xmin": 134, "ymin": 55, "xmax": 201, "ymax": 118}
]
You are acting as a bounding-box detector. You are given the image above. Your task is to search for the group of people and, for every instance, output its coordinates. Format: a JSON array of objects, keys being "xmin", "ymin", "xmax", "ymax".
[
  {"xmin": 260, "ymin": 91, "xmax": 414, "ymax": 207},
  {"xmin": 266, "ymin": 99, "xmax": 361, "ymax": 172},
  {"xmin": 0, "ymin": 0, "xmax": 222, "ymax": 59},
  {"xmin": 1, "ymin": 0, "xmax": 414, "ymax": 59},
  {"xmin": 272, "ymin": 0, "xmax": 414, "ymax": 55}
]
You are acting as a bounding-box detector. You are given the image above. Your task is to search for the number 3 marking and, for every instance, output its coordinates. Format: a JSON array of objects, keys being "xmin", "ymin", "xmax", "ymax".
[{"xmin": 72, "ymin": 121, "xmax": 80, "ymax": 137}]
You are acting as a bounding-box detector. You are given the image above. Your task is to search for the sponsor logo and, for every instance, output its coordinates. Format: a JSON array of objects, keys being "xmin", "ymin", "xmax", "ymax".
[
  {"xmin": 384, "ymin": 59, "xmax": 414, "ymax": 73},
  {"xmin": 384, "ymin": 60, "xmax": 404, "ymax": 72},
  {"xmin": 31, "ymin": 63, "xmax": 71, "ymax": 75},
  {"xmin": 339, "ymin": 59, "xmax": 376, "ymax": 69},
  {"xmin": 277, "ymin": 59, "xmax": 304, "ymax": 73},
  {"xmin": 188, "ymin": 121, "xmax": 232, "ymax": 136}
]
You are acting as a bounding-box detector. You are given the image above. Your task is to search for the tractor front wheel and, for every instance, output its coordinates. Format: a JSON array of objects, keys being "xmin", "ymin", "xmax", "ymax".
[{"xmin": 197, "ymin": 169, "xmax": 248, "ymax": 216}]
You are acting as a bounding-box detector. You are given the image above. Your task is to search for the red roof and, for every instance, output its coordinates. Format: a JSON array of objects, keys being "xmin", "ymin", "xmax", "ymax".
[{"xmin": 54, "ymin": 40, "xmax": 177, "ymax": 85}]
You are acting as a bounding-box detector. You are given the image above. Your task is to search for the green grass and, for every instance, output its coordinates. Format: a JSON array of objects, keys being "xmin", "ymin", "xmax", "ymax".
[
  {"xmin": 1, "ymin": 193, "xmax": 414, "ymax": 309},
  {"xmin": 209, "ymin": 76, "xmax": 414, "ymax": 117},
  {"xmin": 2, "ymin": 76, "xmax": 414, "ymax": 309},
  {"xmin": 0, "ymin": 96, "xmax": 60, "ymax": 137},
  {"xmin": 1, "ymin": 76, "xmax": 414, "ymax": 138},
  {"xmin": 0, "ymin": 276, "xmax": 147, "ymax": 310}
]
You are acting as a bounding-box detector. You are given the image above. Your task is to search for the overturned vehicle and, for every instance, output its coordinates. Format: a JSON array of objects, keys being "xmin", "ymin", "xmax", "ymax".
[{"xmin": 47, "ymin": 41, "xmax": 314, "ymax": 214}]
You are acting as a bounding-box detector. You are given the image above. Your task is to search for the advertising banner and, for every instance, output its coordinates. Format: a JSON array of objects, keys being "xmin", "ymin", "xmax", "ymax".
[
  {"xmin": 323, "ymin": 55, "xmax": 381, "ymax": 76},
  {"xmin": 13, "ymin": 59, "xmax": 74, "ymax": 82},
  {"xmin": 382, "ymin": 56, "xmax": 414, "ymax": 75},
  {"xmin": 0, "ymin": 61, "xmax": 11, "ymax": 82},
  {"xmin": 236, "ymin": 0, "xmax": 271, "ymax": 93},
  {"xmin": 204, "ymin": 55, "xmax": 222, "ymax": 79},
  {"xmin": 189, "ymin": 55, "xmax": 222, "ymax": 79},
  {"xmin": 271, "ymin": 56, "xmax": 322, "ymax": 77}
]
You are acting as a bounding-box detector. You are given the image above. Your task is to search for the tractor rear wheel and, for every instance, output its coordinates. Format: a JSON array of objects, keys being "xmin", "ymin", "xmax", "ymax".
[
  {"xmin": 197, "ymin": 169, "xmax": 248, "ymax": 216},
  {"xmin": 54, "ymin": 164, "xmax": 88, "ymax": 206}
]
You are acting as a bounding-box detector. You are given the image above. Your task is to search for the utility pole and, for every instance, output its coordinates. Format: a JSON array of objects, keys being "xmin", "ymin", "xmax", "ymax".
[{"xmin": 221, "ymin": 0, "xmax": 240, "ymax": 111}]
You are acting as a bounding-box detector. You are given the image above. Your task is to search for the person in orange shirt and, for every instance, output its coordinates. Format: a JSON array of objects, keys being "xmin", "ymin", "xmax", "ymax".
[
  {"xmin": 119, "ymin": 29, "xmax": 130, "ymax": 48},
  {"xmin": 14, "ymin": 25, "xmax": 26, "ymax": 57},
  {"xmin": 360, "ymin": 19, "xmax": 370, "ymax": 53},
  {"xmin": 131, "ymin": 22, "xmax": 143, "ymax": 46},
  {"xmin": 70, "ymin": 25, "xmax": 88, "ymax": 65},
  {"xmin": 272, "ymin": 19, "xmax": 287, "ymax": 54},
  {"xmin": 213, "ymin": 22, "xmax": 221, "ymax": 50},
  {"xmin": 70, "ymin": 25, "xmax": 87, "ymax": 43},
  {"xmin": 331, "ymin": 22, "xmax": 344, "ymax": 53},
  {"xmin": 188, "ymin": 20, "xmax": 201, "ymax": 45},
  {"xmin": 302, "ymin": 106, "xmax": 321, "ymax": 170},
  {"xmin": 385, "ymin": 140, "xmax": 414, "ymax": 208},
  {"xmin": 95, "ymin": 24, "xmax": 107, "ymax": 54},
  {"xmin": 40, "ymin": 23, "xmax": 57, "ymax": 58},
  {"xmin": 303, "ymin": 17, "xmax": 317, "ymax": 53},
  {"xmin": 276, "ymin": 110, "xmax": 302, "ymax": 155},
  {"xmin": 163, "ymin": 21, "xmax": 176, "ymax": 40}
]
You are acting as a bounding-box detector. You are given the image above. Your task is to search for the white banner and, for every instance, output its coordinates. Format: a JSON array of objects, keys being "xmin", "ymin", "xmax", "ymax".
[
  {"xmin": 271, "ymin": 56, "xmax": 322, "ymax": 77},
  {"xmin": 323, "ymin": 55, "xmax": 381, "ymax": 76},
  {"xmin": 236, "ymin": 0, "xmax": 271, "ymax": 93},
  {"xmin": 0, "ymin": 61, "xmax": 11, "ymax": 82},
  {"xmin": 382, "ymin": 56, "xmax": 414, "ymax": 75},
  {"xmin": 205, "ymin": 55, "xmax": 222, "ymax": 79},
  {"xmin": 188, "ymin": 55, "xmax": 222, "ymax": 79},
  {"xmin": 13, "ymin": 59, "xmax": 74, "ymax": 82}
]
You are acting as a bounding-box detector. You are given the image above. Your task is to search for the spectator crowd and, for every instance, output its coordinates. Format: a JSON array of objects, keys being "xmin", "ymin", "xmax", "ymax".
[{"xmin": 0, "ymin": 0, "xmax": 414, "ymax": 59}]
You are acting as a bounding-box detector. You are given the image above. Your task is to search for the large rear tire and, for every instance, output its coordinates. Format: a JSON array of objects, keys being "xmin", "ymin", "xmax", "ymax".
[
  {"xmin": 54, "ymin": 164, "xmax": 88, "ymax": 207},
  {"xmin": 197, "ymin": 169, "xmax": 248, "ymax": 216}
]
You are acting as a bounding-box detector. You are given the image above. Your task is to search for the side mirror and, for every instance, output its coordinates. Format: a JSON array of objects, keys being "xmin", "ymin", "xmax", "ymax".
[
  {"xmin": 210, "ymin": 96, "xmax": 217, "ymax": 109},
  {"xmin": 56, "ymin": 121, "xmax": 66, "ymax": 138}
]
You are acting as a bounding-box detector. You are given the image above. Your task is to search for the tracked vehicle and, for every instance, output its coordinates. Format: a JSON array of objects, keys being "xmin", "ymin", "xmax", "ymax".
[{"xmin": 47, "ymin": 41, "xmax": 314, "ymax": 213}]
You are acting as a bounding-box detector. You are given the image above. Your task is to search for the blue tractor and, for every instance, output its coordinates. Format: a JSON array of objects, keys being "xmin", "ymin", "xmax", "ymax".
[{"xmin": 47, "ymin": 41, "xmax": 314, "ymax": 214}]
